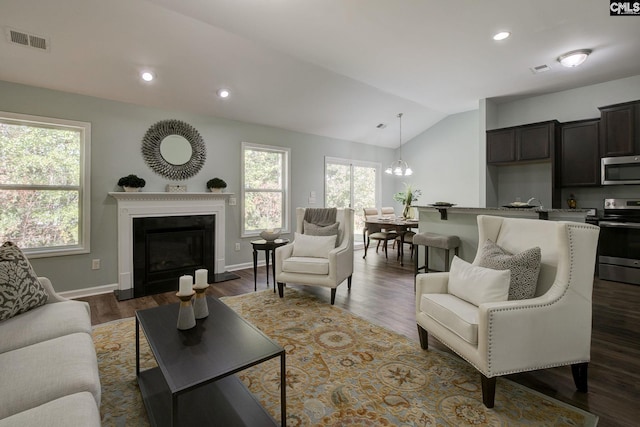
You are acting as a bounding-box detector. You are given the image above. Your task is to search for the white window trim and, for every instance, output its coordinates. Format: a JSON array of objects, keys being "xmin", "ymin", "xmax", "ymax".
[
  {"xmin": 240, "ymin": 141, "xmax": 290, "ymax": 238},
  {"xmin": 0, "ymin": 111, "xmax": 91, "ymax": 258}
]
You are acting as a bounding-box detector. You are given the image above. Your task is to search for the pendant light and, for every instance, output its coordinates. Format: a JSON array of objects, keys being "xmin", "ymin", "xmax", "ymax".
[{"xmin": 385, "ymin": 113, "xmax": 413, "ymax": 176}]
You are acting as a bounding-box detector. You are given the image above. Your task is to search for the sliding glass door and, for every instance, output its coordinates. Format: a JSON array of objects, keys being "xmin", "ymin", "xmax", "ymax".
[{"xmin": 325, "ymin": 157, "xmax": 380, "ymax": 243}]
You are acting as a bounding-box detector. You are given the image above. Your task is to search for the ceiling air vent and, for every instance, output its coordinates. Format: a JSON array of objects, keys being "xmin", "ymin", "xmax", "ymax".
[
  {"xmin": 530, "ymin": 64, "xmax": 551, "ymax": 74},
  {"xmin": 5, "ymin": 27, "xmax": 50, "ymax": 51}
]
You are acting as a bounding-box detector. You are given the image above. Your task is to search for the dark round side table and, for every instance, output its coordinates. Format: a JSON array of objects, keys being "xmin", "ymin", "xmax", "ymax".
[{"xmin": 251, "ymin": 238, "xmax": 290, "ymax": 292}]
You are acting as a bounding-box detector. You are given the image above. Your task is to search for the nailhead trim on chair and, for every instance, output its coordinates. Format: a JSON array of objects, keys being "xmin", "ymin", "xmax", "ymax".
[
  {"xmin": 419, "ymin": 224, "xmax": 596, "ymax": 377},
  {"xmin": 485, "ymin": 223, "xmax": 594, "ymax": 376}
]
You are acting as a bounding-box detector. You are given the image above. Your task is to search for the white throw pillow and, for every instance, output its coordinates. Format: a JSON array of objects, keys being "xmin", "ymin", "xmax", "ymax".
[
  {"xmin": 292, "ymin": 232, "xmax": 337, "ymax": 258},
  {"xmin": 448, "ymin": 256, "xmax": 510, "ymax": 306}
]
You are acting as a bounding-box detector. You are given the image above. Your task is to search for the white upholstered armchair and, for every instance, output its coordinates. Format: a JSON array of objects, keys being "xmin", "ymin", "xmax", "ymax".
[
  {"xmin": 276, "ymin": 208, "xmax": 354, "ymax": 304},
  {"xmin": 416, "ymin": 215, "xmax": 600, "ymax": 407}
]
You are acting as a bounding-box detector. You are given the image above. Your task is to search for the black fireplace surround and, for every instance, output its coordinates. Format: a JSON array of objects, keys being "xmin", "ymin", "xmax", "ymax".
[{"xmin": 133, "ymin": 214, "xmax": 215, "ymax": 298}]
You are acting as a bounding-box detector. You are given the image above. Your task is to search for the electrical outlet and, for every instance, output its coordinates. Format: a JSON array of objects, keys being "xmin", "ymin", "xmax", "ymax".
[
  {"xmin": 235, "ymin": 242, "xmax": 241, "ymax": 251},
  {"xmin": 229, "ymin": 197, "xmax": 237, "ymax": 206},
  {"xmin": 91, "ymin": 259, "xmax": 101, "ymax": 270}
]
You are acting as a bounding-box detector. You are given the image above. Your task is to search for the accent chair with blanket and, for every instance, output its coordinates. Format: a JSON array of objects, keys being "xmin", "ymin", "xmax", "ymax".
[
  {"xmin": 415, "ymin": 215, "xmax": 599, "ymax": 408},
  {"xmin": 276, "ymin": 207, "xmax": 354, "ymax": 304}
]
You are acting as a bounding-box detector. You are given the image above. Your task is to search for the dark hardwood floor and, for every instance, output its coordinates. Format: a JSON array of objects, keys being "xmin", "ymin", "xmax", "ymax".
[{"xmin": 79, "ymin": 248, "xmax": 640, "ymax": 427}]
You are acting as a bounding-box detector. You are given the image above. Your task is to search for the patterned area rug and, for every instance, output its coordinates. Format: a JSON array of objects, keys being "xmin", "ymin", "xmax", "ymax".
[{"xmin": 94, "ymin": 289, "xmax": 598, "ymax": 426}]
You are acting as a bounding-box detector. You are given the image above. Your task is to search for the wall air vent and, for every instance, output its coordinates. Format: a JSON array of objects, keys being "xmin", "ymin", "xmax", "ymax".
[
  {"xmin": 530, "ymin": 64, "xmax": 551, "ymax": 74},
  {"xmin": 5, "ymin": 27, "xmax": 50, "ymax": 51}
]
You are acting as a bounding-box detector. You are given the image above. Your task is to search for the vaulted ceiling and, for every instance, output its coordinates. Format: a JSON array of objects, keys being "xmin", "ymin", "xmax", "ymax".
[{"xmin": 1, "ymin": 0, "xmax": 639, "ymax": 147}]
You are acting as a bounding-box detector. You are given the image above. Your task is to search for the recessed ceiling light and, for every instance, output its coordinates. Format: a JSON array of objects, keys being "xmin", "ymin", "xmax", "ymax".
[
  {"xmin": 558, "ymin": 49, "xmax": 592, "ymax": 67},
  {"xmin": 217, "ymin": 89, "xmax": 230, "ymax": 98},
  {"xmin": 493, "ymin": 31, "xmax": 511, "ymax": 41},
  {"xmin": 141, "ymin": 71, "xmax": 154, "ymax": 82}
]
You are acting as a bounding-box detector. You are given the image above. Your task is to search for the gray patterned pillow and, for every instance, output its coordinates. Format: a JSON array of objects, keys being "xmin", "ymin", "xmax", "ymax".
[
  {"xmin": 0, "ymin": 242, "xmax": 49, "ymax": 321},
  {"xmin": 477, "ymin": 239, "xmax": 541, "ymax": 300}
]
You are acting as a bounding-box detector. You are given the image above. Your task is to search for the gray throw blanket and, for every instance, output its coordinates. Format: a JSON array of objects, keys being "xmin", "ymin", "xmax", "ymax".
[{"xmin": 304, "ymin": 207, "xmax": 337, "ymax": 226}]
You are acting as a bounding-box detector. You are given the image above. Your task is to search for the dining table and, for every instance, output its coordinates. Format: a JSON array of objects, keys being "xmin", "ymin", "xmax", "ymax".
[{"xmin": 363, "ymin": 217, "xmax": 419, "ymax": 266}]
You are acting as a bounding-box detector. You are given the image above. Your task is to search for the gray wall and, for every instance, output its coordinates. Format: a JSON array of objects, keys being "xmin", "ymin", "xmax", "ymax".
[
  {"xmin": 0, "ymin": 80, "xmax": 398, "ymax": 292},
  {"xmin": 495, "ymin": 75, "xmax": 640, "ymax": 127},
  {"xmin": 394, "ymin": 110, "xmax": 480, "ymax": 209}
]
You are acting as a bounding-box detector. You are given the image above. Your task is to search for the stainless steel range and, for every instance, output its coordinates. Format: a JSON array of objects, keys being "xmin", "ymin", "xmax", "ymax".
[{"xmin": 598, "ymin": 198, "xmax": 640, "ymax": 285}]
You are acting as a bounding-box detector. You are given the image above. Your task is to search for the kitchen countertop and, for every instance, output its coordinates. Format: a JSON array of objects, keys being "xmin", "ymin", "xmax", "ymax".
[
  {"xmin": 413, "ymin": 206, "xmax": 592, "ymax": 262},
  {"xmin": 415, "ymin": 205, "xmax": 591, "ymax": 220}
]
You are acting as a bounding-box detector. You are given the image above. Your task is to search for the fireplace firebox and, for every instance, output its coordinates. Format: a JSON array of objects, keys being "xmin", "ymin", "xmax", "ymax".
[{"xmin": 133, "ymin": 215, "xmax": 214, "ymax": 297}]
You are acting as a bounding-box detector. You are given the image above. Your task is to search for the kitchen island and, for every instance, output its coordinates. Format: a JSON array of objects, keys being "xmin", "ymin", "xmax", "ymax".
[{"xmin": 414, "ymin": 205, "xmax": 591, "ymax": 269}]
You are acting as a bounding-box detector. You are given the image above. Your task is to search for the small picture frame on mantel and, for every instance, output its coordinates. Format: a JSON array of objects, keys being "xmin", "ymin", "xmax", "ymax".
[{"xmin": 166, "ymin": 184, "xmax": 187, "ymax": 193}]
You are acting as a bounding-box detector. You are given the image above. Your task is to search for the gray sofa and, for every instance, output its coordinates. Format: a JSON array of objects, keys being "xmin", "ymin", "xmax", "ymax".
[{"xmin": 0, "ymin": 277, "xmax": 101, "ymax": 426}]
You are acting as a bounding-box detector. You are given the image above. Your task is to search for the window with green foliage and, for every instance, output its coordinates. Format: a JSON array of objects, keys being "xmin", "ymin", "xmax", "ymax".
[
  {"xmin": 325, "ymin": 157, "xmax": 380, "ymax": 243},
  {"xmin": 241, "ymin": 142, "xmax": 290, "ymax": 236},
  {"xmin": 0, "ymin": 112, "xmax": 91, "ymax": 257}
]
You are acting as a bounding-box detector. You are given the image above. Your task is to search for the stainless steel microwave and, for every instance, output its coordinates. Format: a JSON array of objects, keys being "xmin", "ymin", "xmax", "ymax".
[{"xmin": 602, "ymin": 156, "xmax": 640, "ymax": 185}]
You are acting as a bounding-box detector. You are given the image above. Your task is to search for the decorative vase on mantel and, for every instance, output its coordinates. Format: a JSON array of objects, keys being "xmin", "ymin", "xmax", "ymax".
[{"xmin": 123, "ymin": 186, "xmax": 141, "ymax": 192}]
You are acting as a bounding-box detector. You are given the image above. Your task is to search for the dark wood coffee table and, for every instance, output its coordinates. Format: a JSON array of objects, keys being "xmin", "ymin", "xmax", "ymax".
[{"xmin": 136, "ymin": 296, "xmax": 286, "ymax": 426}]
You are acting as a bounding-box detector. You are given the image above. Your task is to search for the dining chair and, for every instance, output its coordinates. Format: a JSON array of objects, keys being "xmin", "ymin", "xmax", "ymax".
[
  {"xmin": 380, "ymin": 206, "xmax": 396, "ymax": 219},
  {"xmin": 362, "ymin": 208, "xmax": 397, "ymax": 259},
  {"xmin": 396, "ymin": 230, "xmax": 416, "ymax": 261}
]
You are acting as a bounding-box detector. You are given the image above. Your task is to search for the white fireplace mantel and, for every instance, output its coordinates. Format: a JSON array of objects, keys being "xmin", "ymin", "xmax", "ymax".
[{"xmin": 109, "ymin": 192, "xmax": 232, "ymax": 294}]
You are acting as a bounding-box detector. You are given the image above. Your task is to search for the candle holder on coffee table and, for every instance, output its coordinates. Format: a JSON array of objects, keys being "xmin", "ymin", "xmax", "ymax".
[
  {"xmin": 176, "ymin": 291, "xmax": 196, "ymax": 330},
  {"xmin": 193, "ymin": 284, "xmax": 210, "ymax": 319}
]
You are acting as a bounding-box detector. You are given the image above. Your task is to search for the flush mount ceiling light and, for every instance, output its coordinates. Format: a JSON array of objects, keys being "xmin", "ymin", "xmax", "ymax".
[
  {"xmin": 492, "ymin": 31, "xmax": 511, "ymax": 41},
  {"xmin": 217, "ymin": 89, "xmax": 230, "ymax": 98},
  {"xmin": 141, "ymin": 71, "xmax": 154, "ymax": 82},
  {"xmin": 385, "ymin": 113, "xmax": 413, "ymax": 176},
  {"xmin": 558, "ymin": 49, "xmax": 592, "ymax": 67}
]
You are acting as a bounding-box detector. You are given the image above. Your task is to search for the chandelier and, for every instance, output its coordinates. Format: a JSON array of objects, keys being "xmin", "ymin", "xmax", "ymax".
[{"xmin": 385, "ymin": 113, "xmax": 413, "ymax": 176}]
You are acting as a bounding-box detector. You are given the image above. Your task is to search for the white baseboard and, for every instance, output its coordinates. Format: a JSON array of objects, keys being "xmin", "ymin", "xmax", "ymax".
[
  {"xmin": 61, "ymin": 258, "xmax": 317, "ymax": 299},
  {"xmin": 60, "ymin": 264, "xmax": 250, "ymax": 299},
  {"xmin": 60, "ymin": 283, "xmax": 118, "ymax": 299},
  {"xmin": 226, "ymin": 261, "xmax": 257, "ymax": 271}
]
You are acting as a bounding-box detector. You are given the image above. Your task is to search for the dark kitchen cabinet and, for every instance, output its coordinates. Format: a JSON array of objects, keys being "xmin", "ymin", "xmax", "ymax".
[
  {"xmin": 558, "ymin": 119, "xmax": 600, "ymax": 187},
  {"xmin": 486, "ymin": 128, "xmax": 516, "ymax": 163},
  {"xmin": 599, "ymin": 101, "xmax": 640, "ymax": 157},
  {"xmin": 518, "ymin": 122, "xmax": 554, "ymax": 160},
  {"xmin": 487, "ymin": 120, "xmax": 558, "ymax": 164}
]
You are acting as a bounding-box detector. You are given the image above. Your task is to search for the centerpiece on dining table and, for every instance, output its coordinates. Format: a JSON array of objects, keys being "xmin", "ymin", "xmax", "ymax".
[{"xmin": 393, "ymin": 183, "xmax": 422, "ymax": 219}]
